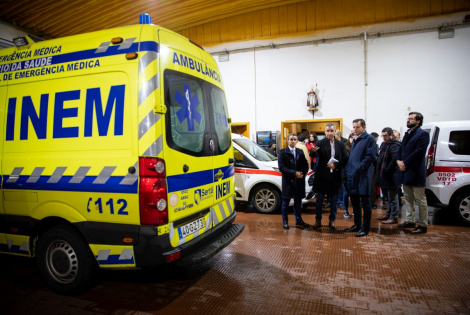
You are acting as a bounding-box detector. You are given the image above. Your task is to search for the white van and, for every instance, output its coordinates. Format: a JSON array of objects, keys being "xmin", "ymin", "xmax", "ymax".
[
  {"xmin": 232, "ymin": 134, "xmax": 313, "ymax": 214},
  {"xmin": 424, "ymin": 120, "xmax": 470, "ymax": 225}
]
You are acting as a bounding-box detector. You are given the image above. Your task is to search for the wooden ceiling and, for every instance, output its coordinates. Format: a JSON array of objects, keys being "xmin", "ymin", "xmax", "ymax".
[{"xmin": 1, "ymin": 0, "xmax": 469, "ymax": 46}]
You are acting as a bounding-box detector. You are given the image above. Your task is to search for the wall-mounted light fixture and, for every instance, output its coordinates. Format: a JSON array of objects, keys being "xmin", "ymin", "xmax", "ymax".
[
  {"xmin": 438, "ymin": 22, "xmax": 454, "ymax": 39},
  {"xmin": 218, "ymin": 49, "xmax": 229, "ymax": 62}
]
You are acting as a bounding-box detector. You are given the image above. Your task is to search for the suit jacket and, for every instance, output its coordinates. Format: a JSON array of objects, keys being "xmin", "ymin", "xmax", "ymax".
[
  {"xmin": 345, "ymin": 131, "xmax": 377, "ymax": 195},
  {"xmin": 397, "ymin": 126, "xmax": 430, "ymax": 187},
  {"xmin": 312, "ymin": 138, "xmax": 348, "ymax": 194},
  {"xmin": 278, "ymin": 146, "xmax": 309, "ymax": 198}
]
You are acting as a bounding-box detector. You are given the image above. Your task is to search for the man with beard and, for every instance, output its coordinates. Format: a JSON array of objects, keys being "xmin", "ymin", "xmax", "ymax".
[
  {"xmin": 396, "ymin": 112, "xmax": 430, "ymax": 234},
  {"xmin": 376, "ymin": 127, "xmax": 401, "ymax": 224},
  {"xmin": 310, "ymin": 123, "xmax": 348, "ymax": 230}
]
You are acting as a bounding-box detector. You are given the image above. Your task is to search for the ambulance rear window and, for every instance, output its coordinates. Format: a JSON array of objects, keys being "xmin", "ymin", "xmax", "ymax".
[
  {"xmin": 166, "ymin": 73, "xmax": 206, "ymax": 153},
  {"xmin": 211, "ymin": 87, "xmax": 230, "ymax": 152}
]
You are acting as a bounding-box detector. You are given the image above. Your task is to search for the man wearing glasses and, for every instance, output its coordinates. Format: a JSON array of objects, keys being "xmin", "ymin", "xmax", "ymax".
[
  {"xmin": 396, "ymin": 112, "xmax": 430, "ymax": 234},
  {"xmin": 278, "ymin": 133, "xmax": 310, "ymax": 230}
]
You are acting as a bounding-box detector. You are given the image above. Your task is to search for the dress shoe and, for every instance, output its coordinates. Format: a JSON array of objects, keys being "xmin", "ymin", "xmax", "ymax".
[
  {"xmin": 344, "ymin": 225, "xmax": 360, "ymax": 233},
  {"xmin": 355, "ymin": 228, "xmax": 369, "ymax": 237},
  {"xmin": 283, "ymin": 223, "xmax": 289, "ymax": 230},
  {"xmin": 328, "ymin": 221, "xmax": 337, "ymax": 231},
  {"xmin": 382, "ymin": 218, "xmax": 398, "ymax": 224},
  {"xmin": 411, "ymin": 226, "xmax": 427, "ymax": 234},
  {"xmin": 377, "ymin": 215, "xmax": 390, "ymax": 220},
  {"xmin": 312, "ymin": 220, "xmax": 321, "ymax": 229},
  {"xmin": 397, "ymin": 221, "xmax": 416, "ymax": 228},
  {"xmin": 296, "ymin": 220, "xmax": 310, "ymax": 228},
  {"xmin": 344, "ymin": 212, "xmax": 351, "ymax": 219}
]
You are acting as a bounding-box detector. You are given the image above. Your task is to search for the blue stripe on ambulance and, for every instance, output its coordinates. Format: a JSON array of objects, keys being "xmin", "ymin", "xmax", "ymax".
[
  {"xmin": 2, "ymin": 175, "xmax": 137, "ymax": 194},
  {"xmin": 9, "ymin": 245, "xmax": 29, "ymax": 255},
  {"xmin": 0, "ymin": 244, "xmax": 9, "ymax": 253},
  {"xmin": 96, "ymin": 255, "xmax": 134, "ymax": 265},
  {"xmin": 1, "ymin": 41, "xmax": 158, "ymax": 74},
  {"xmin": 167, "ymin": 164, "xmax": 234, "ymax": 193}
]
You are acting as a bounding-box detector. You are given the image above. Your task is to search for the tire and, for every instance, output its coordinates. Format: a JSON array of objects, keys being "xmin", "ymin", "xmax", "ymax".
[
  {"xmin": 36, "ymin": 225, "xmax": 99, "ymax": 294},
  {"xmin": 454, "ymin": 192, "xmax": 470, "ymax": 226},
  {"xmin": 251, "ymin": 184, "xmax": 281, "ymax": 214}
]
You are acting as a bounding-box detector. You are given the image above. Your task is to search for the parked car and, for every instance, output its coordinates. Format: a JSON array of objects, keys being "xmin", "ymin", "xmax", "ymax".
[
  {"xmin": 232, "ymin": 133, "xmax": 313, "ymax": 214},
  {"xmin": 424, "ymin": 120, "xmax": 470, "ymax": 225}
]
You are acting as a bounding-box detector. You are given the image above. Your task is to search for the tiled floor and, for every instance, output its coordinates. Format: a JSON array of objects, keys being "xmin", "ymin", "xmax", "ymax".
[{"xmin": 1, "ymin": 200, "xmax": 470, "ymax": 315}]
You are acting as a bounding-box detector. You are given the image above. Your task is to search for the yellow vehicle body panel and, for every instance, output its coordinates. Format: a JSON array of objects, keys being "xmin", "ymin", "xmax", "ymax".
[{"xmin": 0, "ymin": 22, "xmax": 237, "ymax": 267}]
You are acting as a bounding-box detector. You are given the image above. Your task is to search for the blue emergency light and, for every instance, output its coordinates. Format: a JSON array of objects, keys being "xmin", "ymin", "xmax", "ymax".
[{"xmin": 139, "ymin": 14, "xmax": 151, "ymax": 24}]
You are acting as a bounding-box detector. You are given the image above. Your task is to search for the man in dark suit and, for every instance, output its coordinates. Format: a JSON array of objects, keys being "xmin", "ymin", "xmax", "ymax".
[
  {"xmin": 278, "ymin": 133, "xmax": 310, "ymax": 230},
  {"xmin": 311, "ymin": 123, "xmax": 348, "ymax": 230},
  {"xmin": 344, "ymin": 119, "xmax": 377, "ymax": 237},
  {"xmin": 396, "ymin": 112, "xmax": 430, "ymax": 234}
]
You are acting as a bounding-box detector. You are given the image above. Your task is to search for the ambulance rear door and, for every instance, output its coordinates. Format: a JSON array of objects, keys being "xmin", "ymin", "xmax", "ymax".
[{"xmin": 159, "ymin": 29, "xmax": 233, "ymax": 247}]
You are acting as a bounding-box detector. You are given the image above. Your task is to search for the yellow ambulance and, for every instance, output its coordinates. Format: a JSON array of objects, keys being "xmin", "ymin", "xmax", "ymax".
[{"xmin": 0, "ymin": 14, "xmax": 243, "ymax": 294}]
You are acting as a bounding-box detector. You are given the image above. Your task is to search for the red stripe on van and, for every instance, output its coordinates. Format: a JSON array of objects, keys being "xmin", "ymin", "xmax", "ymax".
[
  {"xmin": 434, "ymin": 166, "xmax": 462, "ymax": 173},
  {"xmin": 463, "ymin": 167, "xmax": 470, "ymax": 173},
  {"xmin": 234, "ymin": 168, "xmax": 282, "ymax": 176}
]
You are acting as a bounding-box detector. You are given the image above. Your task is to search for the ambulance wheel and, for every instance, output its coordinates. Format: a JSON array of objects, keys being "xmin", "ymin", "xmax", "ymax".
[
  {"xmin": 454, "ymin": 192, "xmax": 470, "ymax": 226},
  {"xmin": 36, "ymin": 225, "xmax": 99, "ymax": 294},
  {"xmin": 251, "ymin": 185, "xmax": 281, "ymax": 214}
]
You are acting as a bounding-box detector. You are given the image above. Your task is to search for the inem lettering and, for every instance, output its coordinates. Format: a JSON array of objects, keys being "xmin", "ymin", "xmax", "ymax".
[{"xmin": 6, "ymin": 85, "xmax": 126, "ymax": 140}]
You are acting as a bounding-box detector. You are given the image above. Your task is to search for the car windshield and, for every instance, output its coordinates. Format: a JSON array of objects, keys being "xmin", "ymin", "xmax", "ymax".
[{"xmin": 233, "ymin": 138, "xmax": 276, "ymax": 162}]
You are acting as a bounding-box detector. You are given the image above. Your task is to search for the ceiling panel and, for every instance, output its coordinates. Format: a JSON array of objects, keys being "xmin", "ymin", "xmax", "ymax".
[{"xmin": 0, "ymin": 0, "xmax": 469, "ymax": 46}]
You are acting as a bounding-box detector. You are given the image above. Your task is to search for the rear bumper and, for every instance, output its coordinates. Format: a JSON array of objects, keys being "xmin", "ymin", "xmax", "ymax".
[
  {"xmin": 134, "ymin": 212, "xmax": 242, "ymax": 267},
  {"xmin": 176, "ymin": 223, "xmax": 244, "ymax": 267},
  {"xmin": 425, "ymin": 189, "xmax": 448, "ymax": 208}
]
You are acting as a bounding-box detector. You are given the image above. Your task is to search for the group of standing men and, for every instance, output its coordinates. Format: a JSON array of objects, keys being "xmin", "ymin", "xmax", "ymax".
[{"xmin": 278, "ymin": 112, "xmax": 430, "ymax": 236}]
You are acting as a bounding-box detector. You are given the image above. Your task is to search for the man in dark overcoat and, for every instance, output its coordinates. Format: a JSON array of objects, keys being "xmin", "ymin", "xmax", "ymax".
[
  {"xmin": 396, "ymin": 112, "xmax": 430, "ymax": 234},
  {"xmin": 376, "ymin": 127, "xmax": 401, "ymax": 224},
  {"xmin": 311, "ymin": 123, "xmax": 348, "ymax": 230},
  {"xmin": 344, "ymin": 119, "xmax": 377, "ymax": 237},
  {"xmin": 278, "ymin": 133, "xmax": 310, "ymax": 230}
]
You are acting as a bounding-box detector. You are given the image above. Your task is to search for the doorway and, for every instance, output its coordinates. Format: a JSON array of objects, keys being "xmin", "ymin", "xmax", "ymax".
[
  {"xmin": 280, "ymin": 118, "xmax": 343, "ymax": 148},
  {"xmin": 231, "ymin": 122, "xmax": 250, "ymax": 138}
]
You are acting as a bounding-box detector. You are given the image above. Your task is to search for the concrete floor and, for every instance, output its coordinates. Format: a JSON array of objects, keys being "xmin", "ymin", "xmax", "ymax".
[{"xmin": 1, "ymin": 201, "xmax": 470, "ymax": 315}]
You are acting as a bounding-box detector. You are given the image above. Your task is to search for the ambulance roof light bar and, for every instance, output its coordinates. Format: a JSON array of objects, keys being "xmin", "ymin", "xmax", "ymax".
[{"xmin": 140, "ymin": 13, "xmax": 151, "ymax": 24}]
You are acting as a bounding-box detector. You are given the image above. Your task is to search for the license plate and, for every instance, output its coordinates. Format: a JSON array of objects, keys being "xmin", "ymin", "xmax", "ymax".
[{"xmin": 178, "ymin": 218, "xmax": 205, "ymax": 238}]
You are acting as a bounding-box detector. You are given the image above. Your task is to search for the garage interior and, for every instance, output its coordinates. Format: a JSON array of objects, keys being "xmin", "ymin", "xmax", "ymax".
[{"xmin": 1, "ymin": 1, "xmax": 470, "ymax": 314}]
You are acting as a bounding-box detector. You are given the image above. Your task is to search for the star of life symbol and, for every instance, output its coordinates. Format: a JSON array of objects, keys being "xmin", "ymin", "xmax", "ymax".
[{"xmin": 175, "ymin": 84, "xmax": 201, "ymax": 131}]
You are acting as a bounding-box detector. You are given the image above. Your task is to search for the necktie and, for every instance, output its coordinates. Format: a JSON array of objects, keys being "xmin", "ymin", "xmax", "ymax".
[{"xmin": 292, "ymin": 148, "xmax": 295, "ymax": 159}]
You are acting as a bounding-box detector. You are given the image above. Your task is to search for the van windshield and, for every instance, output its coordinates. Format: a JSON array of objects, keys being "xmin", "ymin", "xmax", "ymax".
[{"xmin": 233, "ymin": 138, "xmax": 276, "ymax": 162}]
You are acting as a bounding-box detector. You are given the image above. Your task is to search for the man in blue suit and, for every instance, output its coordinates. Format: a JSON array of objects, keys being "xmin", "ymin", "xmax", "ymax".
[
  {"xmin": 344, "ymin": 119, "xmax": 377, "ymax": 237},
  {"xmin": 397, "ymin": 112, "xmax": 430, "ymax": 234},
  {"xmin": 278, "ymin": 133, "xmax": 310, "ymax": 230}
]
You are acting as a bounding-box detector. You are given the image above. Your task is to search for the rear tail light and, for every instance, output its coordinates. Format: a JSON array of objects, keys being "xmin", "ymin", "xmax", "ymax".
[
  {"xmin": 426, "ymin": 127, "xmax": 440, "ymax": 177},
  {"xmin": 426, "ymin": 144, "xmax": 436, "ymax": 177},
  {"xmin": 139, "ymin": 157, "xmax": 168, "ymax": 225}
]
